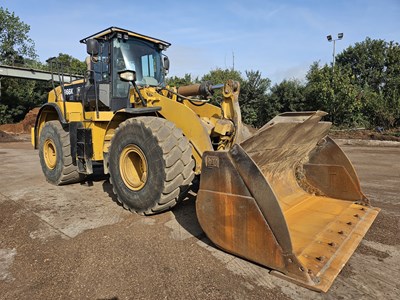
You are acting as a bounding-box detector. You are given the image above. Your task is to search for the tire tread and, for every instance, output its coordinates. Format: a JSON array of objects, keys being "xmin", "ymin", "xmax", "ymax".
[
  {"xmin": 109, "ymin": 117, "xmax": 195, "ymax": 215},
  {"xmin": 39, "ymin": 121, "xmax": 84, "ymax": 185}
]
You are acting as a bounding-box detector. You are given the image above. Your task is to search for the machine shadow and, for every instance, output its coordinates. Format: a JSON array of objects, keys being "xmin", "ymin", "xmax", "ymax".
[
  {"xmin": 81, "ymin": 163, "xmax": 123, "ymax": 207},
  {"xmin": 102, "ymin": 179, "xmax": 123, "ymax": 207},
  {"xmin": 170, "ymin": 186, "xmax": 218, "ymax": 250},
  {"xmin": 83, "ymin": 163, "xmax": 109, "ymax": 183},
  {"xmin": 90, "ymin": 167, "xmax": 216, "ymax": 251}
]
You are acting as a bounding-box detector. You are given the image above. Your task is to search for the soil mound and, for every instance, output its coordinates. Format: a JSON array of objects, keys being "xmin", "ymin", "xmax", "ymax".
[
  {"xmin": 0, "ymin": 130, "xmax": 21, "ymax": 142},
  {"xmin": 0, "ymin": 107, "xmax": 39, "ymax": 134}
]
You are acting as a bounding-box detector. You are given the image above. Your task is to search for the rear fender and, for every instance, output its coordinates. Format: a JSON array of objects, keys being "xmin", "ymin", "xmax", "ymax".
[{"xmin": 32, "ymin": 103, "xmax": 66, "ymax": 149}]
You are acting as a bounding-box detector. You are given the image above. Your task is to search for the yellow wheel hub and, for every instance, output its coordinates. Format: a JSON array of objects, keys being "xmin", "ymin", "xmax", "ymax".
[
  {"xmin": 43, "ymin": 138, "xmax": 57, "ymax": 170},
  {"xmin": 120, "ymin": 144, "xmax": 148, "ymax": 191}
]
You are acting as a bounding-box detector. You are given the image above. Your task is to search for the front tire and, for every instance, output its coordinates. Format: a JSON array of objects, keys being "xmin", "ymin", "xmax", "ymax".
[
  {"xmin": 39, "ymin": 121, "xmax": 84, "ymax": 185},
  {"xmin": 108, "ymin": 117, "xmax": 195, "ymax": 215}
]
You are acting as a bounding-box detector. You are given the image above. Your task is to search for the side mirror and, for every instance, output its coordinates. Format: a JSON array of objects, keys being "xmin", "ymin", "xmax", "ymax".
[
  {"xmin": 118, "ymin": 70, "xmax": 136, "ymax": 82},
  {"xmin": 163, "ymin": 56, "xmax": 170, "ymax": 72},
  {"xmin": 86, "ymin": 39, "xmax": 99, "ymax": 56}
]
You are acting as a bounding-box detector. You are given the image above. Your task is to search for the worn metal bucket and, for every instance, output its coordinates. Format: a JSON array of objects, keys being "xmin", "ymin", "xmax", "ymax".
[{"xmin": 196, "ymin": 111, "xmax": 379, "ymax": 292}]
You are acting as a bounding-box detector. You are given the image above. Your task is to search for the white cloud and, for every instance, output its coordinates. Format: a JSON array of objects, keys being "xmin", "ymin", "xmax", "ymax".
[{"xmin": 269, "ymin": 63, "xmax": 310, "ymax": 84}]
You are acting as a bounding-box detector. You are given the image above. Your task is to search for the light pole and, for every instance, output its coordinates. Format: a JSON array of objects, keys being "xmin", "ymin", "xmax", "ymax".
[{"xmin": 326, "ymin": 33, "xmax": 343, "ymax": 67}]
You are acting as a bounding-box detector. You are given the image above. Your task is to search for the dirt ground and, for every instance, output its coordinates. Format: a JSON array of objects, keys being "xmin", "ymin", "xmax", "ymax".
[
  {"xmin": 329, "ymin": 128, "xmax": 400, "ymax": 142},
  {"xmin": 0, "ymin": 140, "xmax": 399, "ymax": 300}
]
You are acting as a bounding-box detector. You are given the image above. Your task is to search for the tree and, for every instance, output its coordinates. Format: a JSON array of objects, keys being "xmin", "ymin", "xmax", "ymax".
[
  {"xmin": 45, "ymin": 53, "xmax": 87, "ymax": 75},
  {"xmin": 166, "ymin": 73, "xmax": 196, "ymax": 87},
  {"xmin": 304, "ymin": 62, "xmax": 364, "ymax": 127},
  {"xmin": 0, "ymin": 7, "xmax": 40, "ymax": 123},
  {"xmin": 337, "ymin": 38, "xmax": 389, "ymax": 91},
  {"xmin": 0, "ymin": 9, "xmax": 89, "ymax": 124},
  {"xmin": 269, "ymin": 79, "xmax": 306, "ymax": 112},
  {"xmin": 336, "ymin": 38, "xmax": 400, "ymax": 127},
  {"xmin": 0, "ymin": 7, "xmax": 36, "ymax": 65},
  {"xmin": 199, "ymin": 68, "xmax": 273, "ymax": 127},
  {"xmin": 201, "ymin": 68, "xmax": 243, "ymax": 85},
  {"xmin": 240, "ymin": 70, "xmax": 272, "ymax": 127},
  {"xmin": 0, "ymin": 7, "xmax": 41, "ymax": 124},
  {"xmin": 199, "ymin": 68, "xmax": 243, "ymax": 106},
  {"xmin": 0, "ymin": 100, "xmax": 24, "ymax": 124},
  {"xmin": 0, "ymin": 77, "xmax": 51, "ymax": 124}
]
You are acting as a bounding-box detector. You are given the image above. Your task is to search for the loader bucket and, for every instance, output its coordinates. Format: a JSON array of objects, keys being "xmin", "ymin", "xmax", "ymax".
[{"xmin": 196, "ymin": 111, "xmax": 380, "ymax": 292}]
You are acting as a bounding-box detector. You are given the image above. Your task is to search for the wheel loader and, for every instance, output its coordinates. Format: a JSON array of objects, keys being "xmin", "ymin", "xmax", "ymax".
[{"xmin": 31, "ymin": 27, "xmax": 380, "ymax": 292}]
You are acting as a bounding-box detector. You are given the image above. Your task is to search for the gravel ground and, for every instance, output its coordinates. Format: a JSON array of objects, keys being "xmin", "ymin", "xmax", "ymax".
[{"xmin": 0, "ymin": 141, "xmax": 399, "ymax": 300}]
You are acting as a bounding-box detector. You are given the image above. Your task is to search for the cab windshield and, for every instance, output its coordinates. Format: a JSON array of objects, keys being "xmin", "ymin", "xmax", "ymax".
[{"xmin": 113, "ymin": 37, "xmax": 163, "ymax": 87}]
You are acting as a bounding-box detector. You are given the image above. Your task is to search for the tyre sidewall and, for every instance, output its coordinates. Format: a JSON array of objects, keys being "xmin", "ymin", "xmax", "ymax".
[
  {"xmin": 39, "ymin": 122, "xmax": 65, "ymax": 184},
  {"xmin": 109, "ymin": 120, "xmax": 166, "ymax": 213}
]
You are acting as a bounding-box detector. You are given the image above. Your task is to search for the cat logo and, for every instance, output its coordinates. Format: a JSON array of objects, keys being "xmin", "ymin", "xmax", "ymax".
[{"xmin": 64, "ymin": 88, "xmax": 73, "ymax": 96}]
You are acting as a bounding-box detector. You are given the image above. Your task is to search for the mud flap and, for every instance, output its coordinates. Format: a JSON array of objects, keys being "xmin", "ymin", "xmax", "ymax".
[{"xmin": 196, "ymin": 111, "xmax": 380, "ymax": 292}]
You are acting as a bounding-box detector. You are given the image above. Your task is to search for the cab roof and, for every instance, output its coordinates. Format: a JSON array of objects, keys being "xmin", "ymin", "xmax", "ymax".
[{"xmin": 80, "ymin": 26, "xmax": 171, "ymax": 48}]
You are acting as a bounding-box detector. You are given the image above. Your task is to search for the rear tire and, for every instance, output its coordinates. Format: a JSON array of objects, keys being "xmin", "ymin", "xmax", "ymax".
[
  {"xmin": 108, "ymin": 117, "xmax": 195, "ymax": 215},
  {"xmin": 39, "ymin": 121, "xmax": 84, "ymax": 185}
]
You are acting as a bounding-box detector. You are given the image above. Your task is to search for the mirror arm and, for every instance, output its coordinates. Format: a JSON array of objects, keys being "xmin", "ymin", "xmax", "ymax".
[{"xmin": 132, "ymin": 82, "xmax": 147, "ymax": 106}]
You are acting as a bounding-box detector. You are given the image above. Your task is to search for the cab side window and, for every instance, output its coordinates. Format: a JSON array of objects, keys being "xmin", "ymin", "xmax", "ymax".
[
  {"xmin": 112, "ymin": 40, "xmax": 130, "ymax": 98},
  {"xmin": 93, "ymin": 42, "xmax": 110, "ymax": 83}
]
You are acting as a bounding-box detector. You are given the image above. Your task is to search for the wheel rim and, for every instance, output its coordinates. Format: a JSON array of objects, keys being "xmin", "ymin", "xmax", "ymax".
[
  {"xmin": 120, "ymin": 144, "xmax": 148, "ymax": 191},
  {"xmin": 43, "ymin": 138, "xmax": 57, "ymax": 170}
]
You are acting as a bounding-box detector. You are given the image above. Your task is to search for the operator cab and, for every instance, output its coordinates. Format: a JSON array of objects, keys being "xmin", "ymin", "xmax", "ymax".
[{"xmin": 80, "ymin": 27, "xmax": 171, "ymax": 111}]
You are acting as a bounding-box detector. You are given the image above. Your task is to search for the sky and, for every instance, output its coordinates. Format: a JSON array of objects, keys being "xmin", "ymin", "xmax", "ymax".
[{"xmin": 2, "ymin": 0, "xmax": 400, "ymax": 84}]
